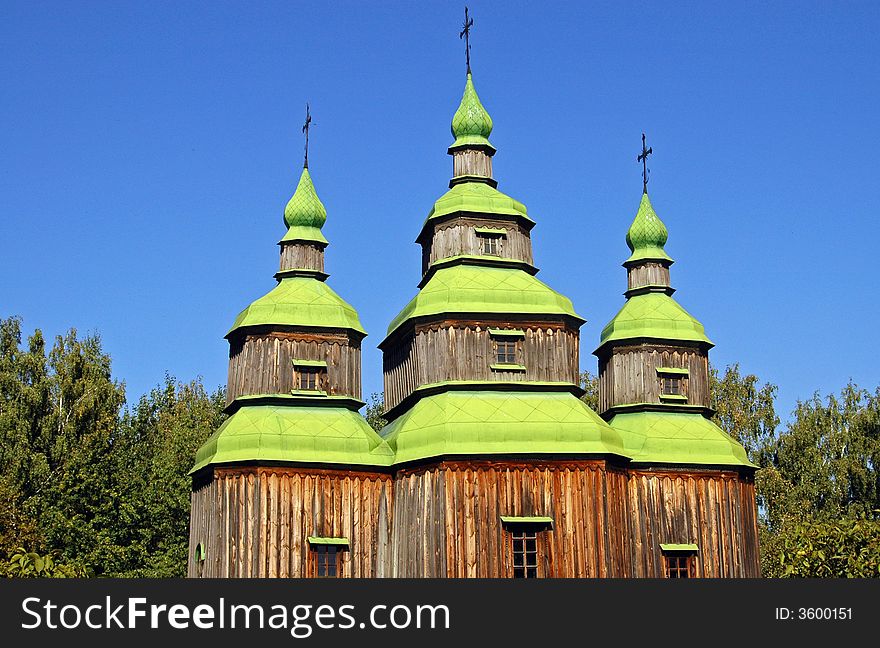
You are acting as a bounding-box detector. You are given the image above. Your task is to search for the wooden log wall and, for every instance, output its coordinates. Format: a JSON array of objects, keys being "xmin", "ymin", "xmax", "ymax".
[
  {"xmin": 597, "ymin": 344, "xmax": 709, "ymax": 413},
  {"xmin": 626, "ymin": 469, "xmax": 760, "ymax": 577},
  {"xmin": 421, "ymin": 217, "xmax": 534, "ymax": 275},
  {"xmin": 383, "ymin": 322, "xmax": 580, "ymax": 411},
  {"xmin": 279, "ymin": 242, "xmax": 325, "ymax": 272},
  {"xmin": 187, "ymin": 467, "xmax": 393, "ymax": 578},
  {"xmin": 452, "ymin": 149, "xmax": 493, "ymax": 178},
  {"xmin": 227, "ymin": 332, "xmax": 362, "ymax": 403},
  {"xmin": 627, "ymin": 261, "xmax": 671, "ymax": 290},
  {"xmin": 389, "ymin": 460, "xmax": 631, "ymax": 578}
]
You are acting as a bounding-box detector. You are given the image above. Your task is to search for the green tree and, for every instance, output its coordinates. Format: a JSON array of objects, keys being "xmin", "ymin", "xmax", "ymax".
[
  {"xmin": 710, "ymin": 363, "xmax": 779, "ymax": 466},
  {"xmin": 579, "ymin": 370, "xmax": 599, "ymax": 412},
  {"xmin": 365, "ymin": 392, "xmax": 387, "ymax": 433}
]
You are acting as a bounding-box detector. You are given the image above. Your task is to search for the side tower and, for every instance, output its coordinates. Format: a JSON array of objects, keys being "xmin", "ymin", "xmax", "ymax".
[
  {"xmin": 379, "ymin": 64, "xmax": 633, "ymax": 577},
  {"xmin": 188, "ymin": 132, "xmax": 394, "ymax": 578},
  {"xmin": 595, "ymin": 178, "xmax": 760, "ymax": 577}
]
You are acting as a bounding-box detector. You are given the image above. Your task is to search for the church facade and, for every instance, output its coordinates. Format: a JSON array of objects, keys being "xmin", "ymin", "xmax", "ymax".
[{"xmin": 187, "ymin": 67, "xmax": 760, "ymax": 579}]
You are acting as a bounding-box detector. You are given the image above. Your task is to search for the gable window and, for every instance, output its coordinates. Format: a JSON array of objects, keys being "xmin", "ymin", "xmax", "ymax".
[
  {"xmin": 475, "ymin": 228, "xmax": 506, "ymax": 256},
  {"xmin": 660, "ymin": 544, "xmax": 698, "ymax": 578},
  {"xmin": 308, "ymin": 537, "xmax": 348, "ymax": 578},
  {"xmin": 501, "ymin": 517, "xmax": 552, "ymax": 578}
]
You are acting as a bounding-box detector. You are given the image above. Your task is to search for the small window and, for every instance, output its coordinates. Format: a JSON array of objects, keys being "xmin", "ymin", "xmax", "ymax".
[
  {"xmin": 477, "ymin": 231, "xmax": 503, "ymax": 256},
  {"xmin": 664, "ymin": 553, "xmax": 695, "ymax": 578},
  {"xmin": 662, "ymin": 375, "xmax": 681, "ymax": 396},
  {"xmin": 312, "ymin": 545, "xmax": 341, "ymax": 577},
  {"xmin": 495, "ymin": 339, "xmax": 518, "ymax": 364},
  {"xmin": 502, "ymin": 517, "xmax": 552, "ymax": 579},
  {"xmin": 297, "ymin": 367, "xmax": 322, "ymax": 391}
]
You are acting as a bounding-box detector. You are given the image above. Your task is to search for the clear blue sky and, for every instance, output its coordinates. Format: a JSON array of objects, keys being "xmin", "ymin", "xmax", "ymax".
[{"xmin": 2, "ymin": 1, "xmax": 878, "ymax": 423}]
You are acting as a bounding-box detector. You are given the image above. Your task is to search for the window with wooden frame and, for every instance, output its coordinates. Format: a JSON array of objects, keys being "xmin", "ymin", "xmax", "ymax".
[
  {"xmin": 489, "ymin": 329, "xmax": 525, "ymax": 370},
  {"xmin": 292, "ymin": 360, "xmax": 327, "ymax": 393},
  {"xmin": 476, "ymin": 230, "xmax": 505, "ymax": 256},
  {"xmin": 501, "ymin": 517, "xmax": 552, "ymax": 579},
  {"xmin": 308, "ymin": 537, "xmax": 348, "ymax": 578},
  {"xmin": 657, "ymin": 367, "xmax": 688, "ymax": 401},
  {"xmin": 660, "ymin": 544, "xmax": 698, "ymax": 578}
]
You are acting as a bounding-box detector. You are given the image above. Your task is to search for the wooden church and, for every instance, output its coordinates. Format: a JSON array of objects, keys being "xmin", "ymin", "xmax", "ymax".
[{"xmin": 187, "ymin": 23, "xmax": 760, "ymax": 579}]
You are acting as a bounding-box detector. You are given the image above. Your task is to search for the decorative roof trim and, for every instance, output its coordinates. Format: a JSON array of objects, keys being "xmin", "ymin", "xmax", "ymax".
[
  {"xmin": 488, "ymin": 328, "xmax": 525, "ymax": 338},
  {"xmin": 449, "ymin": 175, "xmax": 498, "ymax": 188},
  {"xmin": 292, "ymin": 359, "xmax": 328, "ymax": 368},
  {"xmin": 274, "ymin": 269, "xmax": 329, "ymax": 282},
  {"xmin": 500, "ymin": 516, "xmax": 553, "ymax": 525},
  {"xmin": 223, "ymin": 393, "xmax": 365, "ymax": 415},
  {"xmin": 656, "ymin": 367, "xmax": 689, "ymax": 376},
  {"xmin": 660, "ymin": 543, "xmax": 698, "ymax": 552},
  {"xmin": 417, "ymin": 256, "xmax": 539, "ymax": 289},
  {"xmin": 490, "ymin": 363, "xmax": 527, "ymax": 372},
  {"xmin": 307, "ymin": 537, "xmax": 350, "ymax": 546}
]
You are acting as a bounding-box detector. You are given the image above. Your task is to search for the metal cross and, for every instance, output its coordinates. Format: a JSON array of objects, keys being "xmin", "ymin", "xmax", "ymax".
[
  {"xmin": 302, "ymin": 103, "xmax": 313, "ymax": 168},
  {"xmin": 460, "ymin": 6, "xmax": 474, "ymax": 73},
  {"xmin": 637, "ymin": 132, "xmax": 653, "ymax": 193}
]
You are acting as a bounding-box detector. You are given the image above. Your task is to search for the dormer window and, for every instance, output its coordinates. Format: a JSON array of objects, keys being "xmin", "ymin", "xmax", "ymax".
[
  {"xmin": 475, "ymin": 227, "xmax": 507, "ymax": 256},
  {"xmin": 292, "ymin": 359, "xmax": 328, "ymax": 393},
  {"xmin": 660, "ymin": 544, "xmax": 698, "ymax": 578}
]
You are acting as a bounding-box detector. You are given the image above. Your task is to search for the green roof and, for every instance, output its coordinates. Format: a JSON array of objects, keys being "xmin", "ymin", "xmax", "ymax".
[
  {"xmin": 450, "ymin": 72, "xmax": 495, "ymax": 151},
  {"xmin": 279, "ymin": 225, "xmax": 328, "ymax": 245},
  {"xmin": 380, "ymin": 390, "xmax": 628, "ymax": 464},
  {"xmin": 228, "ymin": 276, "xmax": 366, "ymax": 336},
  {"xmin": 425, "ymin": 181, "xmax": 532, "ymax": 226},
  {"xmin": 598, "ymin": 291, "xmax": 712, "ymax": 347},
  {"xmin": 608, "ymin": 411, "xmax": 755, "ymax": 468},
  {"xmin": 284, "ymin": 167, "xmax": 327, "ymax": 231},
  {"xmin": 386, "ymin": 265, "xmax": 583, "ymax": 336},
  {"xmin": 625, "ymin": 192, "xmax": 673, "ymax": 264},
  {"xmin": 191, "ymin": 405, "xmax": 394, "ymax": 472}
]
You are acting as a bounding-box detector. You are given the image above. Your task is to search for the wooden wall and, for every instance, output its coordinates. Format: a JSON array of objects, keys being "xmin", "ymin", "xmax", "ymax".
[
  {"xmin": 188, "ymin": 466, "xmax": 392, "ymax": 578},
  {"xmin": 421, "ymin": 217, "xmax": 534, "ymax": 274},
  {"xmin": 597, "ymin": 343, "xmax": 709, "ymax": 413},
  {"xmin": 452, "ymin": 149, "xmax": 493, "ymax": 178},
  {"xmin": 383, "ymin": 322, "xmax": 580, "ymax": 411},
  {"xmin": 227, "ymin": 332, "xmax": 361, "ymax": 403},
  {"xmin": 626, "ymin": 468, "xmax": 761, "ymax": 577},
  {"xmin": 279, "ymin": 242, "xmax": 324, "ymax": 272},
  {"xmin": 188, "ymin": 461, "xmax": 759, "ymax": 578},
  {"xmin": 627, "ymin": 261, "xmax": 670, "ymax": 290},
  {"xmin": 389, "ymin": 460, "xmax": 628, "ymax": 577}
]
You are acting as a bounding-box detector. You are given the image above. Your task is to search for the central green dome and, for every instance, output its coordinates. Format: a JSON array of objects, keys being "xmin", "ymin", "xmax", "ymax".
[{"xmin": 284, "ymin": 168, "xmax": 327, "ymax": 230}]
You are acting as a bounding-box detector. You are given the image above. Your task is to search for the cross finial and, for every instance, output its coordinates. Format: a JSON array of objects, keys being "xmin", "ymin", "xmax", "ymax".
[
  {"xmin": 637, "ymin": 132, "xmax": 653, "ymax": 194},
  {"xmin": 460, "ymin": 6, "xmax": 474, "ymax": 74},
  {"xmin": 302, "ymin": 103, "xmax": 313, "ymax": 169}
]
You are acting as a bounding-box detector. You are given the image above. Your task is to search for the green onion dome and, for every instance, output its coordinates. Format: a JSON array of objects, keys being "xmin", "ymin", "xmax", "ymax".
[
  {"xmin": 625, "ymin": 192, "xmax": 672, "ymax": 264},
  {"xmin": 284, "ymin": 168, "xmax": 327, "ymax": 230},
  {"xmin": 450, "ymin": 73, "xmax": 495, "ymax": 150}
]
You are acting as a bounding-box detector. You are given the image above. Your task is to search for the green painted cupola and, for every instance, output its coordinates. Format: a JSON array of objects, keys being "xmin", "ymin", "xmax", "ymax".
[
  {"xmin": 193, "ymin": 128, "xmax": 391, "ymax": 475},
  {"xmin": 449, "ymin": 73, "xmax": 495, "ymax": 153},
  {"xmin": 596, "ymin": 169, "xmax": 753, "ymax": 469}
]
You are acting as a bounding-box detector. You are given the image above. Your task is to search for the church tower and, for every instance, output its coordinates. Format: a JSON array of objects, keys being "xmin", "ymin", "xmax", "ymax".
[
  {"xmin": 594, "ymin": 166, "xmax": 760, "ymax": 576},
  {"xmin": 187, "ymin": 123, "xmax": 394, "ymax": 578},
  {"xmin": 378, "ymin": 60, "xmax": 634, "ymax": 577}
]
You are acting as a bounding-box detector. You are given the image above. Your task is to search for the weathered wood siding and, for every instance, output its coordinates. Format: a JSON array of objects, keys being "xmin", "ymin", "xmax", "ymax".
[
  {"xmin": 279, "ymin": 242, "xmax": 325, "ymax": 272},
  {"xmin": 389, "ymin": 460, "xmax": 631, "ymax": 578},
  {"xmin": 228, "ymin": 332, "xmax": 362, "ymax": 403},
  {"xmin": 421, "ymin": 217, "xmax": 534, "ymax": 274},
  {"xmin": 188, "ymin": 467, "xmax": 392, "ymax": 578},
  {"xmin": 597, "ymin": 343, "xmax": 709, "ymax": 413},
  {"xmin": 627, "ymin": 261, "xmax": 670, "ymax": 290},
  {"xmin": 452, "ymin": 149, "xmax": 493, "ymax": 178},
  {"xmin": 383, "ymin": 322, "xmax": 580, "ymax": 411},
  {"xmin": 626, "ymin": 469, "xmax": 760, "ymax": 577}
]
